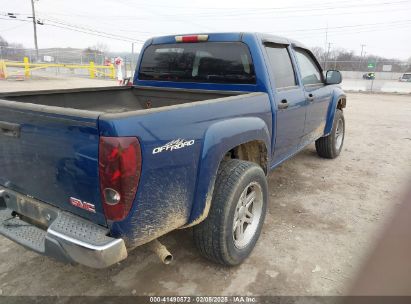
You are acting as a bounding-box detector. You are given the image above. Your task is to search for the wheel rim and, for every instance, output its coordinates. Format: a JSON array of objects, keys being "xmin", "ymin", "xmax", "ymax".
[
  {"xmin": 335, "ymin": 118, "xmax": 344, "ymax": 150},
  {"xmin": 232, "ymin": 182, "xmax": 263, "ymax": 249}
]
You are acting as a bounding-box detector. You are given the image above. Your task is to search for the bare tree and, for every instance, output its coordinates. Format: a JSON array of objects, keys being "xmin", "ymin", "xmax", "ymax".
[
  {"xmin": 0, "ymin": 36, "xmax": 26, "ymax": 60},
  {"xmin": 83, "ymin": 42, "xmax": 109, "ymax": 64},
  {"xmin": 311, "ymin": 46, "xmax": 325, "ymax": 62},
  {"xmin": 0, "ymin": 35, "xmax": 8, "ymax": 47},
  {"xmin": 92, "ymin": 42, "xmax": 109, "ymax": 54}
]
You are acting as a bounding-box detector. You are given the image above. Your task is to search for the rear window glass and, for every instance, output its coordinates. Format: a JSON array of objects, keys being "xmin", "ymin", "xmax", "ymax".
[{"xmin": 138, "ymin": 42, "xmax": 256, "ymax": 84}]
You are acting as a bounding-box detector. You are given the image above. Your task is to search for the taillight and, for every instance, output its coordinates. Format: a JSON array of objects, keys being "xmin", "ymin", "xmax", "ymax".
[
  {"xmin": 175, "ymin": 35, "xmax": 208, "ymax": 43},
  {"xmin": 99, "ymin": 136, "xmax": 142, "ymax": 221}
]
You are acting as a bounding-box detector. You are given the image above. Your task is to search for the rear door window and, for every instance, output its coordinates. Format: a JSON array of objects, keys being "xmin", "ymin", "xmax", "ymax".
[
  {"xmin": 138, "ymin": 42, "xmax": 256, "ymax": 84},
  {"xmin": 264, "ymin": 44, "xmax": 297, "ymax": 89}
]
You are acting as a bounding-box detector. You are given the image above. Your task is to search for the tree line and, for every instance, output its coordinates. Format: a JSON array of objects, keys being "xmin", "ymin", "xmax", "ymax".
[{"xmin": 311, "ymin": 46, "xmax": 411, "ymax": 73}]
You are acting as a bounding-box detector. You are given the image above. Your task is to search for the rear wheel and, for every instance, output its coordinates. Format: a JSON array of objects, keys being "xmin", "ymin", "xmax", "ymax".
[
  {"xmin": 315, "ymin": 109, "xmax": 345, "ymax": 159},
  {"xmin": 193, "ymin": 159, "xmax": 268, "ymax": 266}
]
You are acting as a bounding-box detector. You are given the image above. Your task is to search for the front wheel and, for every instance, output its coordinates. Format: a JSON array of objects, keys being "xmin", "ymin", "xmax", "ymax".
[
  {"xmin": 315, "ymin": 109, "xmax": 345, "ymax": 159},
  {"xmin": 193, "ymin": 159, "xmax": 268, "ymax": 266}
]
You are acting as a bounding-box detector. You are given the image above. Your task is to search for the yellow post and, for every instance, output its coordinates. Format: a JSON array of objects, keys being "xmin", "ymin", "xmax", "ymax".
[
  {"xmin": 109, "ymin": 64, "xmax": 115, "ymax": 79},
  {"xmin": 0, "ymin": 60, "xmax": 7, "ymax": 79},
  {"xmin": 89, "ymin": 61, "xmax": 95, "ymax": 79},
  {"xmin": 24, "ymin": 57, "xmax": 30, "ymax": 78}
]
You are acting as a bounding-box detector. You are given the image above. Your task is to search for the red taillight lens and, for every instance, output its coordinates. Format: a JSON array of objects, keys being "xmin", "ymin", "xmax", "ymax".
[
  {"xmin": 99, "ymin": 136, "xmax": 142, "ymax": 221},
  {"xmin": 175, "ymin": 35, "xmax": 209, "ymax": 43}
]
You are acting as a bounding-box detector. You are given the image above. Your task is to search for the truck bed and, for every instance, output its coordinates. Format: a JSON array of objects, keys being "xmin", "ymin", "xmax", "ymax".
[
  {"xmin": 0, "ymin": 85, "xmax": 253, "ymax": 226},
  {"xmin": 0, "ymin": 86, "xmax": 243, "ymax": 114}
]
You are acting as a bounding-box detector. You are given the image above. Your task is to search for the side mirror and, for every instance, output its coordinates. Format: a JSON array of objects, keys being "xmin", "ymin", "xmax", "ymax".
[{"xmin": 325, "ymin": 70, "xmax": 342, "ymax": 85}]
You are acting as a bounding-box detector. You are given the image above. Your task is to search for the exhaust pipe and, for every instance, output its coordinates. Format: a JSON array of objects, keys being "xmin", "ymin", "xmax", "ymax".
[{"xmin": 148, "ymin": 239, "xmax": 173, "ymax": 264}]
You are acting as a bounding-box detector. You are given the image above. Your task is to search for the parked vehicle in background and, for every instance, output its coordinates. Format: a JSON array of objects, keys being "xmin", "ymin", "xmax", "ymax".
[
  {"xmin": 0, "ymin": 32, "xmax": 346, "ymax": 268},
  {"xmin": 399, "ymin": 73, "xmax": 411, "ymax": 82},
  {"xmin": 363, "ymin": 72, "xmax": 376, "ymax": 80}
]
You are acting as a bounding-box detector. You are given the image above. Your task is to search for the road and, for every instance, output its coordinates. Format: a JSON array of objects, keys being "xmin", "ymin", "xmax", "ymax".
[
  {"xmin": 0, "ymin": 79, "xmax": 410, "ymax": 296},
  {"xmin": 342, "ymin": 79, "xmax": 411, "ymax": 93}
]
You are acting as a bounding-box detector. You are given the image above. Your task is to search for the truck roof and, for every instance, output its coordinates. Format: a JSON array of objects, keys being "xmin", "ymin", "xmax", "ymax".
[{"xmin": 148, "ymin": 32, "xmax": 307, "ymax": 49}]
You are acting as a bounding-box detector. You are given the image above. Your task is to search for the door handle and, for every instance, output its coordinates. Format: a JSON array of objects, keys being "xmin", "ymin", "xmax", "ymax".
[
  {"xmin": 307, "ymin": 93, "xmax": 315, "ymax": 102},
  {"xmin": 278, "ymin": 99, "xmax": 289, "ymax": 110},
  {"xmin": 0, "ymin": 121, "xmax": 21, "ymax": 138}
]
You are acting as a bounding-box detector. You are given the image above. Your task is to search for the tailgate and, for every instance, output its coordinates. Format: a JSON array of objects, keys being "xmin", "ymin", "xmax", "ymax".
[{"xmin": 0, "ymin": 103, "xmax": 106, "ymax": 226}]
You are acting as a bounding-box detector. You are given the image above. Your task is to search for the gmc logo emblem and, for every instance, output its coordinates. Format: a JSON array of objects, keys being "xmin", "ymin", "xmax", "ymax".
[{"xmin": 70, "ymin": 197, "xmax": 96, "ymax": 213}]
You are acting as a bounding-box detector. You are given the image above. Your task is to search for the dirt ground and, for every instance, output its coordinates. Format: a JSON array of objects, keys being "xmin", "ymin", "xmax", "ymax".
[
  {"xmin": 0, "ymin": 78, "xmax": 410, "ymax": 296},
  {"xmin": 0, "ymin": 76, "xmax": 117, "ymax": 92}
]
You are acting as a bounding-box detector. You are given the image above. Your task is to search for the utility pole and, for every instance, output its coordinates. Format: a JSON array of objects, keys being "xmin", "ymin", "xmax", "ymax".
[
  {"xmin": 323, "ymin": 22, "xmax": 328, "ymax": 68},
  {"xmin": 324, "ymin": 42, "xmax": 332, "ymax": 71},
  {"xmin": 30, "ymin": 0, "xmax": 39, "ymax": 61},
  {"xmin": 370, "ymin": 57, "xmax": 378, "ymax": 93},
  {"xmin": 359, "ymin": 44, "xmax": 366, "ymax": 71},
  {"xmin": 360, "ymin": 44, "xmax": 366, "ymax": 58}
]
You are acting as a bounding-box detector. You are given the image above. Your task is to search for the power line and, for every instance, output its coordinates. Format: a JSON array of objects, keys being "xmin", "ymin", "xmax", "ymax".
[
  {"xmin": 29, "ymin": 0, "xmax": 411, "ymax": 20},
  {"xmin": 171, "ymin": 5, "xmax": 411, "ymax": 21},
  {"xmin": 0, "ymin": 15, "xmax": 143, "ymax": 43},
  {"xmin": 141, "ymin": 0, "xmax": 410, "ymax": 18},
  {"xmin": 3, "ymin": 13, "xmax": 411, "ymax": 43},
  {"xmin": 291, "ymin": 23, "xmax": 411, "ymax": 39},
  {"xmin": 0, "ymin": 17, "xmax": 31, "ymax": 22},
  {"xmin": 46, "ymin": 24, "xmax": 135, "ymax": 42},
  {"xmin": 206, "ymin": 6, "xmax": 408, "ymax": 20},
  {"xmin": 50, "ymin": 4, "xmax": 410, "ymax": 22},
  {"xmin": 42, "ymin": 17, "xmax": 145, "ymax": 42},
  {"xmin": 37, "ymin": 12, "xmax": 160, "ymax": 34},
  {"xmin": 113, "ymin": 0, "xmax": 406, "ymax": 12},
  {"xmin": 276, "ymin": 19, "xmax": 411, "ymax": 33}
]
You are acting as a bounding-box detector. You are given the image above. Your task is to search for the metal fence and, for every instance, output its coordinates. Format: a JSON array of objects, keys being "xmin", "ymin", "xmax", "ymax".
[
  {"xmin": 0, "ymin": 46, "xmax": 138, "ymax": 79},
  {"xmin": 0, "ymin": 57, "xmax": 115, "ymax": 80}
]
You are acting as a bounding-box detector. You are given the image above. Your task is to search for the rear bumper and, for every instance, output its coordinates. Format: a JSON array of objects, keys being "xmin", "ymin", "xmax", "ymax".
[{"xmin": 0, "ymin": 187, "xmax": 127, "ymax": 268}]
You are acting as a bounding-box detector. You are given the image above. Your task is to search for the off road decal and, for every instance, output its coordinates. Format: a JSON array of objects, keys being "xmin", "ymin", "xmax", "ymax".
[{"xmin": 153, "ymin": 139, "xmax": 195, "ymax": 154}]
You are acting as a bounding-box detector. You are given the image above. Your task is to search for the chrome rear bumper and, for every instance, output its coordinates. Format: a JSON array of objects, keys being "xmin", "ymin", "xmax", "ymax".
[{"xmin": 0, "ymin": 187, "xmax": 127, "ymax": 268}]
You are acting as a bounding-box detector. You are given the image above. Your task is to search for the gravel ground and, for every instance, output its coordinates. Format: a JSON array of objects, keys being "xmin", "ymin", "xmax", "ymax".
[{"xmin": 0, "ymin": 79, "xmax": 410, "ymax": 296}]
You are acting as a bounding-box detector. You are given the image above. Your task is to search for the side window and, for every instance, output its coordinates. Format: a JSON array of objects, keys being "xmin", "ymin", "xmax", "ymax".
[
  {"xmin": 265, "ymin": 44, "xmax": 297, "ymax": 89},
  {"xmin": 295, "ymin": 48, "xmax": 323, "ymax": 85}
]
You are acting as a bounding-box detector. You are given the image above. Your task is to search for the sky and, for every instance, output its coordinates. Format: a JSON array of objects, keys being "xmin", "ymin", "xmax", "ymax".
[{"xmin": 1, "ymin": 0, "xmax": 411, "ymax": 60}]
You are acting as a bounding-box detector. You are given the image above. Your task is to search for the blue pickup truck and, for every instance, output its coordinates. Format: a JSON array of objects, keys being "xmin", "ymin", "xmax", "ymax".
[{"xmin": 0, "ymin": 33, "xmax": 346, "ymax": 268}]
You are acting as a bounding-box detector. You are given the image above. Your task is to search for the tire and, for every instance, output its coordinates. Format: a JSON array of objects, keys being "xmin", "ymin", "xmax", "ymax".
[
  {"xmin": 315, "ymin": 109, "xmax": 345, "ymax": 159},
  {"xmin": 193, "ymin": 159, "xmax": 268, "ymax": 266}
]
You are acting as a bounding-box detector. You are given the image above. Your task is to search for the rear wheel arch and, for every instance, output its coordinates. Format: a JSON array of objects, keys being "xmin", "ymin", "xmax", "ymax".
[
  {"xmin": 337, "ymin": 96, "xmax": 347, "ymax": 110},
  {"xmin": 186, "ymin": 118, "xmax": 271, "ymax": 227},
  {"xmin": 316, "ymin": 109, "xmax": 345, "ymax": 159},
  {"xmin": 224, "ymin": 140, "xmax": 269, "ymax": 174},
  {"xmin": 325, "ymin": 94, "xmax": 347, "ymax": 135}
]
